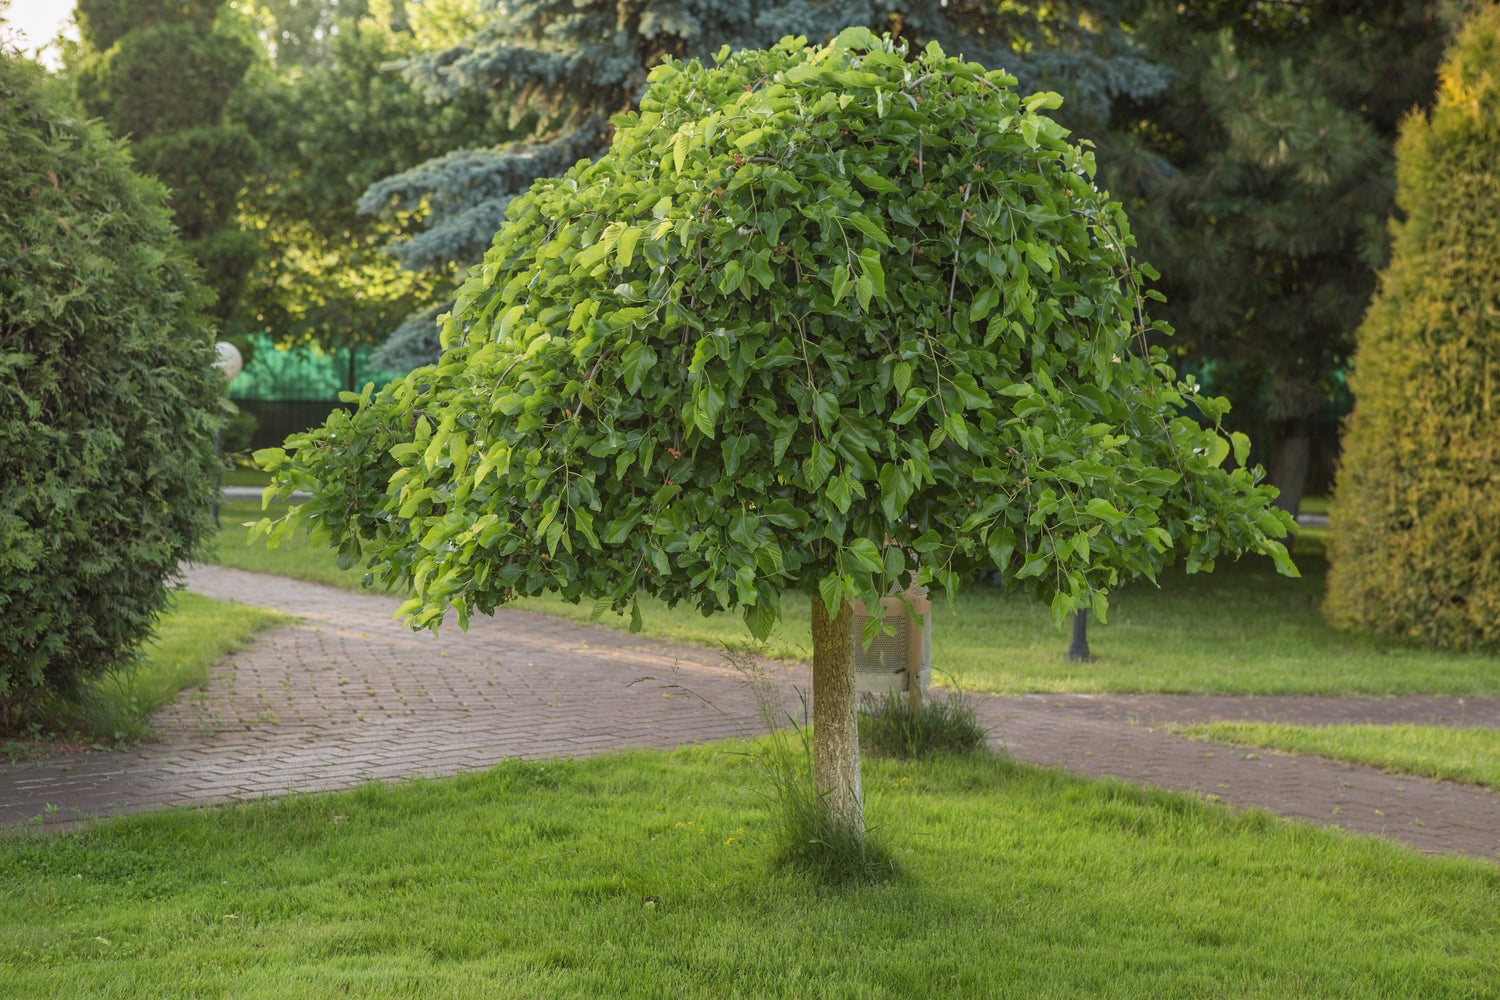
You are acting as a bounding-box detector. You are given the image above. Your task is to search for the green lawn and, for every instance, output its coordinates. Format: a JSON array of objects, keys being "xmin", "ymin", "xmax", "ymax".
[
  {"xmin": 2, "ymin": 745, "xmax": 1495, "ymax": 998},
  {"xmin": 1171, "ymin": 722, "xmax": 1500, "ymax": 792},
  {"xmin": 212, "ymin": 500, "xmax": 1500, "ymax": 697},
  {"xmin": 222, "ymin": 466, "xmax": 274, "ymax": 488}
]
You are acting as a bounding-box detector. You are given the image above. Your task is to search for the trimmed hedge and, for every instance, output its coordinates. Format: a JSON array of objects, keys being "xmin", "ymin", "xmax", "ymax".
[
  {"xmin": 1325, "ymin": 6, "xmax": 1500, "ymax": 652},
  {"xmin": 0, "ymin": 52, "xmax": 223, "ymax": 727}
]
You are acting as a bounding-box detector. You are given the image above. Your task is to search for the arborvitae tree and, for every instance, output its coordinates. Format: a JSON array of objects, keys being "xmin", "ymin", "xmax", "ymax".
[
  {"xmin": 0, "ymin": 46, "xmax": 223, "ymax": 728},
  {"xmin": 361, "ymin": 0, "xmax": 1173, "ymax": 368},
  {"xmin": 1105, "ymin": 0, "xmax": 1452, "ymax": 514},
  {"xmin": 257, "ymin": 32, "xmax": 1294, "ymax": 841},
  {"xmin": 72, "ymin": 0, "xmax": 259, "ymax": 324},
  {"xmin": 1324, "ymin": 4, "xmax": 1500, "ymax": 652},
  {"xmin": 236, "ymin": 0, "xmax": 510, "ymax": 357}
]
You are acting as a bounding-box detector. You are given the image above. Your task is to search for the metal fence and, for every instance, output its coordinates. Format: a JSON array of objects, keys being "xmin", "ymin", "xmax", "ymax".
[{"xmin": 228, "ymin": 334, "xmax": 399, "ymax": 450}]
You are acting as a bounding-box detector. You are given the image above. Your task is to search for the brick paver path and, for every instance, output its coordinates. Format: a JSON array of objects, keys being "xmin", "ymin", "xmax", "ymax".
[{"xmin": 3, "ymin": 566, "xmax": 1497, "ymax": 864}]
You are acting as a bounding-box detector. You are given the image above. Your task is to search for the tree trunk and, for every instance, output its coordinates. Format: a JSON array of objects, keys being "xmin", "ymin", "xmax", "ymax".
[
  {"xmin": 810, "ymin": 595, "xmax": 863, "ymax": 839},
  {"xmin": 1268, "ymin": 419, "xmax": 1312, "ymax": 518}
]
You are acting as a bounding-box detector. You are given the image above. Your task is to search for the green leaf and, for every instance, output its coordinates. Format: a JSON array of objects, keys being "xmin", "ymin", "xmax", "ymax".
[
  {"xmin": 744, "ymin": 599, "xmax": 778, "ymax": 640},
  {"xmin": 882, "ymin": 542, "xmax": 905, "ymax": 580},
  {"xmin": 969, "ymin": 285, "xmax": 998, "ymax": 323},
  {"xmin": 616, "ymin": 226, "xmax": 641, "ymax": 268},
  {"xmin": 621, "ymin": 342, "xmax": 657, "ymax": 394},
  {"xmin": 812, "ymin": 391, "xmax": 838, "ymax": 434},
  {"xmin": 845, "ymin": 213, "xmax": 891, "ymax": 246},
  {"xmin": 1207, "ymin": 435, "xmax": 1230, "ymax": 467},
  {"xmin": 1016, "ymin": 552, "xmax": 1050, "ymax": 579},
  {"xmin": 986, "ymin": 525, "xmax": 1016, "ymax": 569},
  {"xmin": 1231, "ymin": 432, "xmax": 1251, "ymax": 467},
  {"xmin": 889, "ymin": 389, "xmax": 927, "ymax": 425},
  {"xmin": 847, "ymin": 538, "xmax": 884, "ymax": 573},
  {"xmin": 825, "ymin": 474, "xmax": 852, "ymax": 514},
  {"xmin": 830, "ymin": 265, "xmax": 851, "ymax": 303},
  {"xmin": 893, "ymin": 361, "xmax": 912, "ymax": 395},
  {"xmin": 854, "ymin": 165, "xmax": 898, "ymax": 194},
  {"xmin": 803, "ymin": 441, "xmax": 835, "ymax": 490},
  {"xmin": 696, "ymin": 382, "xmax": 725, "ymax": 436},
  {"xmin": 818, "ymin": 574, "xmax": 845, "ymax": 618},
  {"xmin": 1084, "ymin": 498, "xmax": 1124, "ymax": 526}
]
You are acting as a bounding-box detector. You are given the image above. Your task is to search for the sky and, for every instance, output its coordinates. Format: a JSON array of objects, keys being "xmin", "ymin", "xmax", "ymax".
[{"xmin": 3, "ymin": 0, "xmax": 79, "ymax": 66}]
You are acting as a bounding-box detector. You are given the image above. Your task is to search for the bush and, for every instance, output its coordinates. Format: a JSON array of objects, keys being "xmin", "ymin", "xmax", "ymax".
[
  {"xmin": 0, "ymin": 51, "xmax": 223, "ymax": 729},
  {"xmin": 1325, "ymin": 6, "xmax": 1500, "ymax": 652}
]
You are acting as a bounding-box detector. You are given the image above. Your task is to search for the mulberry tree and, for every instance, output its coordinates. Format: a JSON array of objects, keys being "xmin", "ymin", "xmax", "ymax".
[
  {"xmin": 260, "ymin": 31, "xmax": 1294, "ymax": 839},
  {"xmin": 361, "ymin": 0, "xmax": 1172, "ymax": 368}
]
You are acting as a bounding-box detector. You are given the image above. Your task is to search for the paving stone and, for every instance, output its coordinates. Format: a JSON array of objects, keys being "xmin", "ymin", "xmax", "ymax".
[{"xmin": 1, "ymin": 564, "xmax": 1496, "ymax": 864}]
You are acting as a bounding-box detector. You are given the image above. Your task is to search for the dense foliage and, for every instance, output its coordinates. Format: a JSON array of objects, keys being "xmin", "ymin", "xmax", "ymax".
[
  {"xmin": 258, "ymin": 30, "xmax": 1294, "ymax": 837},
  {"xmin": 260, "ymin": 30, "xmax": 1293, "ymax": 637},
  {"xmin": 0, "ymin": 51, "xmax": 223, "ymax": 727},
  {"xmin": 236, "ymin": 0, "xmax": 511, "ymax": 360},
  {"xmin": 72, "ymin": 0, "xmax": 259, "ymax": 323},
  {"xmin": 1325, "ymin": 5, "xmax": 1500, "ymax": 652},
  {"xmin": 1107, "ymin": 0, "xmax": 1452, "ymax": 511},
  {"xmin": 361, "ymin": 0, "xmax": 1173, "ymax": 368}
]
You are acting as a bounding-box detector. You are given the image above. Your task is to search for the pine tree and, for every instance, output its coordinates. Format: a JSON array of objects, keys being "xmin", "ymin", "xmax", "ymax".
[
  {"xmin": 1324, "ymin": 3, "xmax": 1500, "ymax": 652},
  {"xmin": 72, "ymin": 0, "xmax": 260, "ymax": 323},
  {"xmin": 1107, "ymin": 0, "xmax": 1453, "ymax": 515},
  {"xmin": 363, "ymin": 0, "xmax": 1174, "ymax": 368}
]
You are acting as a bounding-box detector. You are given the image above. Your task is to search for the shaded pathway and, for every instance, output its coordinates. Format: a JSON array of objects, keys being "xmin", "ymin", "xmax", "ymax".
[{"xmin": 2, "ymin": 566, "xmax": 1496, "ymax": 863}]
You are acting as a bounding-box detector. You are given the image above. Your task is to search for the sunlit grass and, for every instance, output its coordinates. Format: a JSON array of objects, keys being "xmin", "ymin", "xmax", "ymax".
[
  {"xmin": 210, "ymin": 500, "xmax": 1500, "ymax": 697},
  {"xmin": 2, "ymin": 743, "xmax": 1496, "ymax": 998},
  {"xmin": 1169, "ymin": 722, "xmax": 1500, "ymax": 792}
]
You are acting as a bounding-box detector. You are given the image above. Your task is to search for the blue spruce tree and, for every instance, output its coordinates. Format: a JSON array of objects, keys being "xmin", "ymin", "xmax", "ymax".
[{"xmin": 365, "ymin": 0, "xmax": 1172, "ymax": 369}]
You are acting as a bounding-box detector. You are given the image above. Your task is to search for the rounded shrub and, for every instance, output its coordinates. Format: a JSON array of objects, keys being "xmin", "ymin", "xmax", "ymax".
[
  {"xmin": 1325, "ymin": 6, "xmax": 1500, "ymax": 652},
  {"xmin": 0, "ymin": 50, "xmax": 224, "ymax": 727}
]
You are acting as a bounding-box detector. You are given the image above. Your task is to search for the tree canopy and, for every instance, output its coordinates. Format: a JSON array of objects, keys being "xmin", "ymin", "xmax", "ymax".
[
  {"xmin": 360, "ymin": 0, "xmax": 1173, "ymax": 368},
  {"xmin": 72, "ymin": 0, "xmax": 260, "ymax": 323},
  {"xmin": 1104, "ymin": 0, "xmax": 1452, "ymax": 511},
  {"xmin": 235, "ymin": 0, "xmax": 511, "ymax": 357},
  {"xmin": 258, "ymin": 30, "xmax": 1295, "ymax": 835}
]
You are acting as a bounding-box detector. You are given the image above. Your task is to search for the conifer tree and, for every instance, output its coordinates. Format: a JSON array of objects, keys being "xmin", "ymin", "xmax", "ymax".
[
  {"xmin": 1, "ymin": 43, "xmax": 222, "ymax": 726},
  {"xmin": 1108, "ymin": 0, "xmax": 1452, "ymax": 514},
  {"xmin": 362, "ymin": 0, "xmax": 1173, "ymax": 368},
  {"xmin": 72, "ymin": 0, "xmax": 260, "ymax": 323},
  {"xmin": 1324, "ymin": 4, "xmax": 1500, "ymax": 652}
]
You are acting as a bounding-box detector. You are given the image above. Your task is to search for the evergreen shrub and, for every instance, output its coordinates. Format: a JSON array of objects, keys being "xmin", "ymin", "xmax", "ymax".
[
  {"xmin": 0, "ymin": 51, "xmax": 223, "ymax": 728},
  {"xmin": 1325, "ymin": 6, "xmax": 1500, "ymax": 651}
]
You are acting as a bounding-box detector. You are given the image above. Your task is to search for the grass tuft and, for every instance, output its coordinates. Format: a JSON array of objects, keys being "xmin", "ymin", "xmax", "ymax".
[
  {"xmin": 727, "ymin": 645, "xmax": 900, "ymax": 886},
  {"xmin": 858, "ymin": 687, "xmax": 990, "ymax": 758}
]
